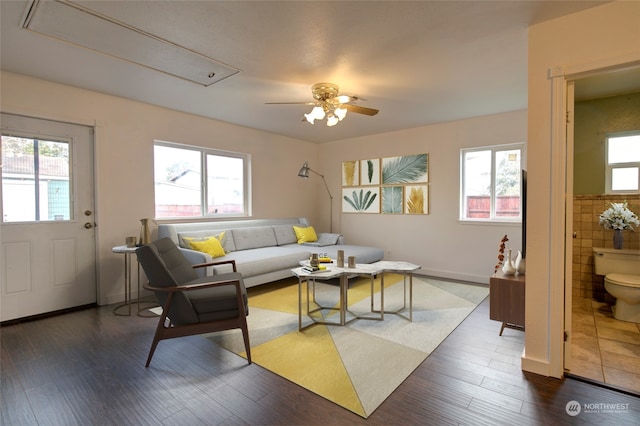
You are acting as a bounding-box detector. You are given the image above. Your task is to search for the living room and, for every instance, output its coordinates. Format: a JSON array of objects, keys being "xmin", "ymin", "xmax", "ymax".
[{"xmin": 1, "ymin": 1, "xmax": 640, "ymax": 421}]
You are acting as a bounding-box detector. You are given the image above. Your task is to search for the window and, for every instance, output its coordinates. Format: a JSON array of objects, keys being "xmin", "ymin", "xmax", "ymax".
[
  {"xmin": 1, "ymin": 135, "xmax": 72, "ymax": 223},
  {"xmin": 154, "ymin": 141, "xmax": 250, "ymax": 218},
  {"xmin": 606, "ymin": 132, "xmax": 640, "ymax": 193},
  {"xmin": 460, "ymin": 143, "xmax": 524, "ymax": 221}
]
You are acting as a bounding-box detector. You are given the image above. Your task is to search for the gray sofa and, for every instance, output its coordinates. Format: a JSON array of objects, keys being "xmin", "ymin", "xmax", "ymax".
[{"xmin": 157, "ymin": 218, "xmax": 384, "ymax": 287}]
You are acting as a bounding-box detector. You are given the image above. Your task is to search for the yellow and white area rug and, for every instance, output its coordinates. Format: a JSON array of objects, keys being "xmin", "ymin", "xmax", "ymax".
[{"xmin": 206, "ymin": 274, "xmax": 488, "ymax": 418}]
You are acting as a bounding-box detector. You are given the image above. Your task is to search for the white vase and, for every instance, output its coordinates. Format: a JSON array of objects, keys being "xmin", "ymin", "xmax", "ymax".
[
  {"xmin": 515, "ymin": 250, "xmax": 526, "ymax": 274},
  {"xmin": 502, "ymin": 249, "xmax": 516, "ymax": 275}
]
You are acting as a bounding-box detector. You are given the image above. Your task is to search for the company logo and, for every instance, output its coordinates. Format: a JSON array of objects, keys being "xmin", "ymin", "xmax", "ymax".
[
  {"xmin": 565, "ymin": 400, "xmax": 630, "ymax": 416},
  {"xmin": 566, "ymin": 400, "xmax": 581, "ymax": 417}
]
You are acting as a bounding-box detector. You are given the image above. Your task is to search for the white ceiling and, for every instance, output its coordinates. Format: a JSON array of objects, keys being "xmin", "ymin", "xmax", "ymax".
[{"xmin": 3, "ymin": 0, "xmax": 632, "ymax": 144}]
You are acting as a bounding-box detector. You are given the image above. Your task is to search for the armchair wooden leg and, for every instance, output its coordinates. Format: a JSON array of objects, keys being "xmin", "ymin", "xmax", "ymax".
[
  {"xmin": 146, "ymin": 297, "xmax": 173, "ymax": 367},
  {"xmin": 241, "ymin": 323, "xmax": 252, "ymax": 364},
  {"xmin": 146, "ymin": 335, "xmax": 160, "ymax": 368}
]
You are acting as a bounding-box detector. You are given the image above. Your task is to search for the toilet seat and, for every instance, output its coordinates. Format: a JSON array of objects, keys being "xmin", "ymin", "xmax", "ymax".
[{"xmin": 606, "ymin": 273, "xmax": 640, "ymax": 288}]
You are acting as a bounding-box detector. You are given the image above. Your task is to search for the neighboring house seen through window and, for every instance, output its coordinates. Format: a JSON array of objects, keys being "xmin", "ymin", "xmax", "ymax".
[
  {"xmin": 460, "ymin": 143, "xmax": 525, "ymax": 221},
  {"xmin": 1, "ymin": 135, "xmax": 71, "ymax": 223},
  {"xmin": 606, "ymin": 132, "xmax": 640, "ymax": 194},
  {"xmin": 154, "ymin": 141, "xmax": 250, "ymax": 218}
]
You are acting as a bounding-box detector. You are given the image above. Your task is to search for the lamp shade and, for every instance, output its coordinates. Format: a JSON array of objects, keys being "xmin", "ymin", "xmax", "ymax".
[
  {"xmin": 311, "ymin": 106, "xmax": 325, "ymax": 119},
  {"xmin": 295, "ymin": 161, "xmax": 333, "ymax": 232},
  {"xmin": 326, "ymin": 114, "xmax": 339, "ymax": 127},
  {"xmin": 303, "ymin": 112, "xmax": 316, "ymax": 124},
  {"xmin": 298, "ymin": 162, "xmax": 310, "ymax": 178}
]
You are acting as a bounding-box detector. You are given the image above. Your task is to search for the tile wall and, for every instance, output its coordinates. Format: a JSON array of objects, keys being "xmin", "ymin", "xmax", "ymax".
[{"xmin": 573, "ymin": 195, "xmax": 640, "ymax": 302}]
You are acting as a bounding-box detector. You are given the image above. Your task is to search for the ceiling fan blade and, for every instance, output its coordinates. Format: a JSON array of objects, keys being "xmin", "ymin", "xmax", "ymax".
[
  {"xmin": 265, "ymin": 102, "xmax": 315, "ymax": 105},
  {"xmin": 343, "ymin": 103, "xmax": 379, "ymax": 116}
]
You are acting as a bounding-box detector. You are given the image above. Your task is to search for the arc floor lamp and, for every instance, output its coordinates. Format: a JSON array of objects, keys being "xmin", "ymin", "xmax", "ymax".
[{"xmin": 298, "ymin": 162, "xmax": 333, "ymax": 232}]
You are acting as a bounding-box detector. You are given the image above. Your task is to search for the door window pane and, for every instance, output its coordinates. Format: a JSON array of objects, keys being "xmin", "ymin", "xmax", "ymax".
[{"xmin": 1, "ymin": 135, "xmax": 71, "ymax": 223}]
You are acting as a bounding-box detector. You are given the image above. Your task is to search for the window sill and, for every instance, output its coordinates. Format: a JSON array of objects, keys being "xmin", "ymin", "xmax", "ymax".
[{"xmin": 458, "ymin": 219, "xmax": 522, "ymax": 226}]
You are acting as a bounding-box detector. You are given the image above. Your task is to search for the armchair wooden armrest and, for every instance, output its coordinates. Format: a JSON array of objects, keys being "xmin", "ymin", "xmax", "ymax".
[
  {"xmin": 192, "ymin": 259, "xmax": 237, "ymax": 272},
  {"xmin": 143, "ymin": 276, "xmax": 243, "ymax": 293}
]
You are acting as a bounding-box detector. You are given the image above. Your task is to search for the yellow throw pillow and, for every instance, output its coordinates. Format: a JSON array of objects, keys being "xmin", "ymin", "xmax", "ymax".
[
  {"xmin": 187, "ymin": 235, "xmax": 226, "ymax": 258},
  {"xmin": 293, "ymin": 225, "xmax": 318, "ymax": 244}
]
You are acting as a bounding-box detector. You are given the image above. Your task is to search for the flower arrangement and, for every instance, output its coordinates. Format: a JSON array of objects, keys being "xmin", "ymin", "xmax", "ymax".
[
  {"xmin": 598, "ymin": 201, "xmax": 639, "ymax": 231},
  {"xmin": 494, "ymin": 234, "xmax": 509, "ymax": 273}
]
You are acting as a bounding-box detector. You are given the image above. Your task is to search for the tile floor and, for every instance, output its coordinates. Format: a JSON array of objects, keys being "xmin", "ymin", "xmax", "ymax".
[{"xmin": 571, "ymin": 295, "xmax": 640, "ymax": 394}]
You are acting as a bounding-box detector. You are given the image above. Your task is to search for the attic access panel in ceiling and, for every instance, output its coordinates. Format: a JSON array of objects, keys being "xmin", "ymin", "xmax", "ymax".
[{"xmin": 22, "ymin": 0, "xmax": 239, "ymax": 87}]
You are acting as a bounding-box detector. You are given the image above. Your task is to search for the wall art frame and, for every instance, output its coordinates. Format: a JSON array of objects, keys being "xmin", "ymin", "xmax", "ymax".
[
  {"xmin": 342, "ymin": 160, "xmax": 360, "ymax": 186},
  {"xmin": 360, "ymin": 158, "xmax": 380, "ymax": 185},
  {"xmin": 342, "ymin": 187, "xmax": 380, "ymax": 213},
  {"xmin": 382, "ymin": 153, "xmax": 428, "ymax": 184}
]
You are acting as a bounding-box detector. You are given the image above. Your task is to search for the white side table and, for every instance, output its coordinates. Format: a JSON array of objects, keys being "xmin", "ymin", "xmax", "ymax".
[{"xmin": 112, "ymin": 245, "xmax": 156, "ymax": 317}]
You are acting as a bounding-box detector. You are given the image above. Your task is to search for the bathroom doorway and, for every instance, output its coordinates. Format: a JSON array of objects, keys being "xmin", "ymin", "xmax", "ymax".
[{"xmin": 567, "ymin": 65, "xmax": 640, "ymax": 394}]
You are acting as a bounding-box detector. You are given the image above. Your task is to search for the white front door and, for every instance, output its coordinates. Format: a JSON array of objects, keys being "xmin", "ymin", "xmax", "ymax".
[{"xmin": 1, "ymin": 113, "xmax": 96, "ymax": 322}]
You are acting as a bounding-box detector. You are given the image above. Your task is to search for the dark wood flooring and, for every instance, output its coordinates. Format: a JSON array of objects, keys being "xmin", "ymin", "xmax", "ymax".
[{"xmin": 2, "ymin": 294, "xmax": 639, "ymax": 425}]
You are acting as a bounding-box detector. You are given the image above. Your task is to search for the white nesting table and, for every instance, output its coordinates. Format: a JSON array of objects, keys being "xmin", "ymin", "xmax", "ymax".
[
  {"xmin": 371, "ymin": 261, "xmax": 421, "ymax": 321},
  {"xmin": 292, "ymin": 262, "xmax": 385, "ymax": 331}
]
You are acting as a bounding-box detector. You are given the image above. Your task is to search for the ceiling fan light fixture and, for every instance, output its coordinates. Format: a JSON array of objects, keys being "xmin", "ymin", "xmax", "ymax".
[
  {"xmin": 268, "ymin": 82, "xmax": 379, "ymax": 127},
  {"xmin": 304, "ymin": 105, "xmax": 326, "ymax": 124},
  {"xmin": 311, "ymin": 105, "xmax": 326, "ymax": 120},
  {"xmin": 335, "ymin": 106, "xmax": 348, "ymax": 121},
  {"xmin": 303, "ymin": 112, "xmax": 316, "ymax": 124}
]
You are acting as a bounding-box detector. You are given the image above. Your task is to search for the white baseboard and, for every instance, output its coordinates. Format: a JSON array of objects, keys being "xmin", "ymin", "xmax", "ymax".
[
  {"xmin": 521, "ymin": 350, "xmax": 553, "ymax": 377},
  {"xmin": 416, "ymin": 268, "xmax": 490, "ymax": 285}
]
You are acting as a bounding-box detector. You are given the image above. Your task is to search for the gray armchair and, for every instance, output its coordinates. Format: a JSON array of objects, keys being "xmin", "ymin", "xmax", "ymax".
[{"xmin": 136, "ymin": 238, "xmax": 251, "ymax": 367}]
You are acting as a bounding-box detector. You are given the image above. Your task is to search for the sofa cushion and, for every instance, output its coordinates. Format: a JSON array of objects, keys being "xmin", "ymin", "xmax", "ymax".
[
  {"xmin": 186, "ymin": 235, "xmax": 226, "ymax": 258},
  {"xmin": 178, "ymin": 230, "xmax": 235, "ymax": 252},
  {"xmin": 211, "ymin": 246, "xmax": 310, "ymax": 277},
  {"xmin": 293, "ymin": 225, "xmax": 318, "ymax": 244},
  {"xmin": 272, "ymin": 224, "xmax": 297, "ymax": 245},
  {"xmin": 233, "ymin": 226, "xmax": 277, "ymax": 251},
  {"xmin": 302, "ymin": 233, "xmax": 342, "ymax": 247}
]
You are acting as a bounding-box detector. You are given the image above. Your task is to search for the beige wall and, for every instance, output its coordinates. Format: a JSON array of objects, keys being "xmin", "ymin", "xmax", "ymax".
[
  {"xmin": 321, "ymin": 111, "xmax": 526, "ymax": 283},
  {"xmin": 527, "ymin": 1, "xmax": 640, "ymax": 377},
  {"xmin": 574, "ymin": 92, "xmax": 640, "ymax": 195},
  {"xmin": 1, "ymin": 70, "xmax": 527, "ymax": 306},
  {"xmin": 1, "ymin": 71, "xmax": 319, "ymax": 305}
]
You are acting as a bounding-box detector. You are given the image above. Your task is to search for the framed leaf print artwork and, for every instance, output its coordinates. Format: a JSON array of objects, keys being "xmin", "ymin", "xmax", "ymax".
[
  {"xmin": 382, "ymin": 154, "xmax": 428, "ymax": 184},
  {"xmin": 342, "ymin": 187, "xmax": 380, "ymax": 213},
  {"xmin": 404, "ymin": 185, "xmax": 428, "ymax": 214},
  {"xmin": 342, "ymin": 160, "xmax": 359, "ymax": 186},
  {"xmin": 360, "ymin": 158, "xmax": 380, "ymax": 185},
  {"xmin": 382, "ymin": 186, "xmax": 403, "ymax": 214}
]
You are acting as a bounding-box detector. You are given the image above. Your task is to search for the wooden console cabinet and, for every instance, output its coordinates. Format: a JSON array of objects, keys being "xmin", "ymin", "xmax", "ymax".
[{"xmin": 489, "ymin": 271, "xmax": 525, "ymax": 335}]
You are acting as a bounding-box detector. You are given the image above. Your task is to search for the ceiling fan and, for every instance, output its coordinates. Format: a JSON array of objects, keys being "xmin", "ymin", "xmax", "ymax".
[{"xmin": 266, "ymin": 83, "xmax": 379, "ymax": 126}]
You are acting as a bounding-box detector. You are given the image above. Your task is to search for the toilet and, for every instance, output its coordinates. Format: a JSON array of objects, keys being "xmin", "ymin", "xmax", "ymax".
[{"xmin": 593, "ymin": 248, "xmax": 640, "ymax": 323}]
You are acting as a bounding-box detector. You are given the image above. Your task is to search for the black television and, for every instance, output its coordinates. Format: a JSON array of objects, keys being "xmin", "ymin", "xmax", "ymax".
[{"xmin": 521, "ymin": 169, "xmax": 527, "ymax": 259}]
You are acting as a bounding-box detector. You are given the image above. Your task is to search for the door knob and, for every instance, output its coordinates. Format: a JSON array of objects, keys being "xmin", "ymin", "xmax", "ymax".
[{"xmin": 84, "ymin": 222, "xmax": 93, "ymax": 229}]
